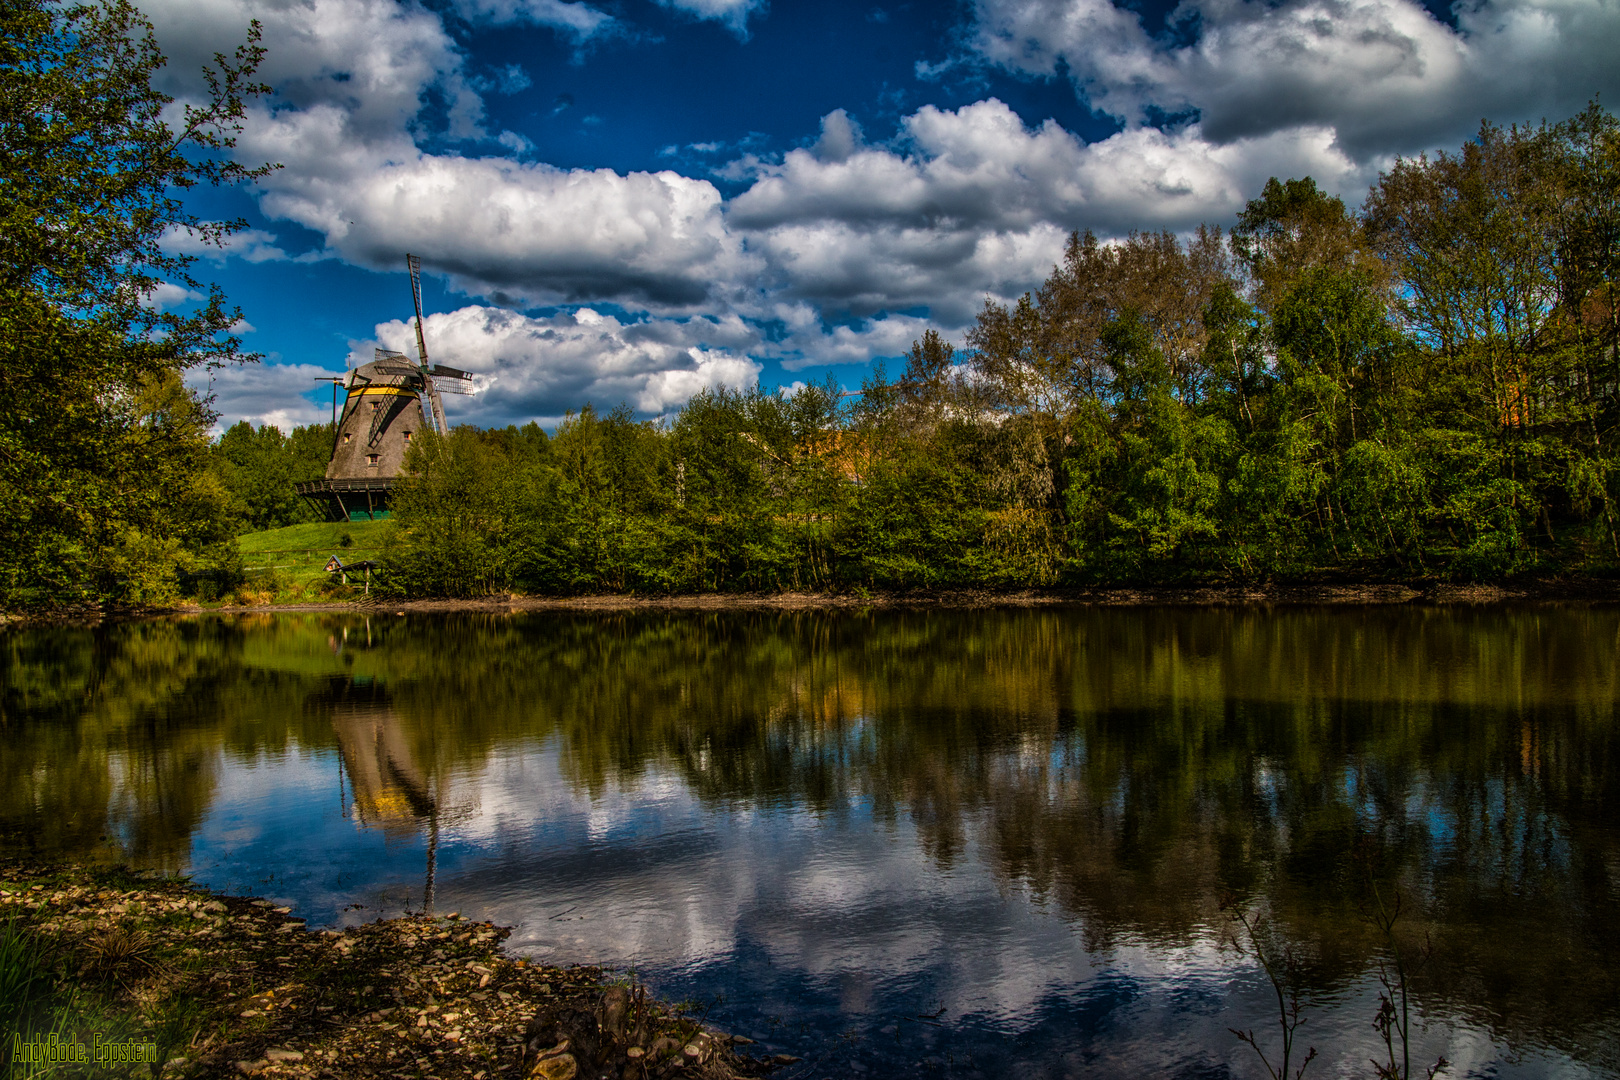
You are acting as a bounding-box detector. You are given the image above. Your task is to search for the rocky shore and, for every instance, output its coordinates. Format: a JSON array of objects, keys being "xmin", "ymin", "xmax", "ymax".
[{"xmin": 0, "ymin": 863, "xmax": 782, "ymax": 1079}]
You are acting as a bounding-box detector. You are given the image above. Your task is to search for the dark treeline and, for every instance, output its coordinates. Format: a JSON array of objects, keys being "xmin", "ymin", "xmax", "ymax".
[
  {"xmin": 8, "ymin": 0, "xmax": 1619, "ymax": 612},
  {"xmin": 382, "ymin": 107, "xmax": 1620, "ymax": 597}
]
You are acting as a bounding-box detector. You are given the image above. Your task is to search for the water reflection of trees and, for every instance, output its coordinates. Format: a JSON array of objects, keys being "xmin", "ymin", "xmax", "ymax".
[{"xmin": 2, "ymin": 608, "xmax": 1617, "ymax": 1057}]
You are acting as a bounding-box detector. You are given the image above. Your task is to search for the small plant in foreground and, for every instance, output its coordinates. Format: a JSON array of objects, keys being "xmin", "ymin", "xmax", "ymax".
[
  {"xmin": 1363, "ymin": 883, "xmax": 1448, "ymax": 1080},
  {"xmin": 0, "ymin": 915, "xmax": 53, "ymax": 1044},
  {"xmin": 83, "ymin": 925, "xmax": 159, "ymax": 987},
  {"xmin": 1225, "ymin": 899, "xmax": 1317, "ymax": 1080}
]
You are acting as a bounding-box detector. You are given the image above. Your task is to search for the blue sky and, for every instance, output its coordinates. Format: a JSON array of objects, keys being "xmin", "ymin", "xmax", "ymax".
[{"xmin": 145, "ymin": 0, "xmax": 1620, "ymax": 431}]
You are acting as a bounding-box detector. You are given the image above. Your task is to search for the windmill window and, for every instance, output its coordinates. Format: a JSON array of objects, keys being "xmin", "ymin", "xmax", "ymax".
[
  {"xmin": 367, "ymin": 454, "xmax": 380, "ymax": 466},
  {"xmin": 403, "ymin": 431, "xmax": 412, "ymax": 442},
  {"xmin": 342, "ymin": 432, "xmax": 352, "ymax": 444}
]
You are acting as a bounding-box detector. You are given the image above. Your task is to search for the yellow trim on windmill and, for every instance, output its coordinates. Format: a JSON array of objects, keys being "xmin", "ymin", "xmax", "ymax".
[{"xmin": 346, "ymin": 386, "xmax": 420, "ymax": 398}]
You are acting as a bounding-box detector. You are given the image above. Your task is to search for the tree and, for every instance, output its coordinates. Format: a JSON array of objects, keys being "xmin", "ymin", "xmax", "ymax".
[
  {"xmin": 212, "ymin": 421, "xmax": 332, "ymax": 533},
  {"xmin": 899, "ymin": 329, "xmax": 956, "ymax": 412},
  {"xmin": 0, "ymin": 0, "xmax": 273, "ymax": 607},
  {"xmin": 968, "ymin": 228, "xmax": 1235, "ymax": 419},
  {"xmin": 0, "ymin": 0, "xmax": 272, "ymax": 343},
  {"xmin": 1366, "ymin": 123, "xmax": 1565, "ymax": 433},
  {"xmin": 1232, "ymin": 177, "xmax": 1386, "ymax": 316},
  {"xmin": 1364, "ymin": 116, "xmax": 1620, "ymax": 571}
]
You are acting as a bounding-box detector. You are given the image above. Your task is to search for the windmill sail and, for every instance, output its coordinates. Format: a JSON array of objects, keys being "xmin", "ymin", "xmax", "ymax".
[
  {"xmin": 407, "ymin": 254, "xmax": 449, "ymax": 436},
  {"xmin": 430, "ymin": 363, "xmax": 475, "ymax": 395}
]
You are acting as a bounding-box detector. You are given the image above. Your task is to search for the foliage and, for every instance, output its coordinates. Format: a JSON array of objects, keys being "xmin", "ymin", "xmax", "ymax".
[
  {"xmin": 379, "ymin": 105, "xmax": 1620, "ymax": 596},
  {"xmin": 0, "ymin": 0, "xmax": 273, "ymax": 610},
  {"xmin": 0, "ymin": 915, "xmax": 51, "ymax": 1041},
  {"xmin": 10, "ymin": 65, "xmax": 1620, "ymax": 601},
  {"xmin": 0, "ymin": 293, "xmax": 240, "ymax": 606},
  {"xmin": 210, "ymin": 421, "xmax": 333, "ymax": 533}
]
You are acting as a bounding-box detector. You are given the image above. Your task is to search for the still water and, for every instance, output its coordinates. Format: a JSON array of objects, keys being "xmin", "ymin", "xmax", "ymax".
[{"xmin": 2, "ymin": 607, "xmax": 1618, "ymax": 1077}]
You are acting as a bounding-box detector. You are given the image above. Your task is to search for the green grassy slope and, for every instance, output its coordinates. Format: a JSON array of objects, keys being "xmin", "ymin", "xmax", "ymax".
[
  {"xmin": 231, "ymin": 519, "xmax": 395, "ymax": 602},
  {"xmin": 237, "ymin": 519, "xmax": 394, "ymax": 555}
]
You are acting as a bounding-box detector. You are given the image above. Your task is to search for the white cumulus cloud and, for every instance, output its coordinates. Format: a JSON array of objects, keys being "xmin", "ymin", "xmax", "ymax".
[
  {"xmin": 141, "ymin": 282, "xmax": 203, "ymax": 311},
  {"xmin": 163, "ymin": 226, "xmax": 290, "ymax": 264},
  {"xmin": 456, "ymin": 0, "xmax": 616, "ymax": 42},
  {"xmin": 144, "ymin": 0, "xmax": 1620, "ymax": 425},
  {"xmin": 731, "ymin": 101, "xmax": 1360, "ymax": 320},
  {"xmin": 361, "ymin": 306, "xmax": 763, "ymax": 422},
  {"xmin": 966, "ymin": 0, "xmax": 1620, "ymax": 159},
  {"xmin": 187, "ymin": 361, "xmax": 337, "ymax": 433},
  {"xmin": 142, "ymin": 0, "xmax": 484, "ymax": 140},
  {"xmin": 256, "ymin": 154, "xmax": 758, "ymax": 309}
]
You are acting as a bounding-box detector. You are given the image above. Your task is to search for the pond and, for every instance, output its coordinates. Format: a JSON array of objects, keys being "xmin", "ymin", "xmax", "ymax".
[{"xmin": 2, "ymin": 607, "xmax": 1617, "ymax": 1078}]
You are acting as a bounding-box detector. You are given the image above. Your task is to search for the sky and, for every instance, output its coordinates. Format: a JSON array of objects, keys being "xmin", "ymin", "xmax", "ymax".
[{"xmin": 145, "ymin": 0, "xmax": 1620, "ymax": 432}]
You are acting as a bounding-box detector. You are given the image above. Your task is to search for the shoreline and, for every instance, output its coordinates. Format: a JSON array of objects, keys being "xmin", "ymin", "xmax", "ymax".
[
  {"xmin": 0, "ymin": 862, "xmax": 780, "ymax": 1079},
  {"xmin": 110, "ymin": 576, "xmax": 1620, "ymax": 614},
  {"xmin": 8, "ymin": 577, "xmax": 1620, "ymax": 625}
]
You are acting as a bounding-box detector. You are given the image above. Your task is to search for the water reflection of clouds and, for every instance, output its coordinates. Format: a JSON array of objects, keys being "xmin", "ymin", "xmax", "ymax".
[
  {"xmin": 190, "ymin": 746, "xmax": 406, "ymax": 911},
  {"xmin": 365, "ymin": 744, "xmax": 1605, "ymax": 1077},
  {"xmin": 425, "ymin": 749, "xmax": 1113, "ymax": 1031},
  {"xmin": 102, "ymin": 717, "xmax": 1604, "ymax": 1080},
  {"xmin": 13, "ymin": 608, "xmax": 1615, "ymax": 1078},
  {"xmin": 77, "ymin": 724, "xmax": 1600, "ymax": 1080}
]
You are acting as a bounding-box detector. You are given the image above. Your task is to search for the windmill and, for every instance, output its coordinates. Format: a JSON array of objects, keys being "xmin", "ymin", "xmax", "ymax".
[{"xmin": 294, "ymin": 254, "xmax": 475, "ymax": 521}]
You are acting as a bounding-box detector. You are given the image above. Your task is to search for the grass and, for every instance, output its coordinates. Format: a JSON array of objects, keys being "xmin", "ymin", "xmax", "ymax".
[
  {"xmin": 236, "ymin": 519, "xmax": 394, "ymax": 556},
  {"xmin": 0, "ymin": 914, "xmax": 53, "ymax": 1036},
  {"xmin": 214, "ymin": 520, "xmax": 396, "ymax": 605},
  {"xmin": 0, "ymin": 904, "xmax": 148, "ymax": 1079}
]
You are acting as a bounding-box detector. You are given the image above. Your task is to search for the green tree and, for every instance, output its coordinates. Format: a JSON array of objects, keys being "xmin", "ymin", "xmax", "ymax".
[
  {"xmin": 0, "ymin": 0, "xmax": 273, "ymax": 607},
  {"xmin": 542, "ymin": 405, "xmax": 677, "ymax": 592},
  {"xmin": 381, "ymin": 106, "xmax": 1620, "ymax": 594},
  {"xmin": 212, "ymin": 421, "xmax": 331, "ymax": 532},
  {"xmin": 1233, "ymin": 176, "xmax": 1388, "ymax": 316},
  {"xmin": 1097, "ymin": 314, "xmax": 1230, "ymax": 575}
]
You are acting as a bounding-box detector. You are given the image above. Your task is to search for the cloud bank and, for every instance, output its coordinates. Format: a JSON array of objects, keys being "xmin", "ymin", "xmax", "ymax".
[
  {"xmin": 967, "ymin": 0, "xmax": 1619, "ymax": 158},
  {"xmin": 145, "ymin": 0, "xmax": 1620, "ymax": 429},
  {"xmin": 365, "ymin": 307, "xmax": 762, "ymax": 423}
]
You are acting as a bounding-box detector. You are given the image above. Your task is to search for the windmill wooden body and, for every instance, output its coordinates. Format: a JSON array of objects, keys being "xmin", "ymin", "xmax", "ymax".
[{"xmin": 297, "ymin": 255, "xmax": 472, "ymax": 521}]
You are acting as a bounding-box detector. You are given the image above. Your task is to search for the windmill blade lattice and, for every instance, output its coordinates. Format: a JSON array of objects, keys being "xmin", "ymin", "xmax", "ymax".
[{"xmin": 406, "ymin": 254, "xmax": 449, "ymax": 437}]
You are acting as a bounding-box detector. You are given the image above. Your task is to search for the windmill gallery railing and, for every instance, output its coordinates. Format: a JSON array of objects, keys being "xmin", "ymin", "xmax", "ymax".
[{"xmin": 294, "ymin": 476, "xmax": 396, "ymax": 522}]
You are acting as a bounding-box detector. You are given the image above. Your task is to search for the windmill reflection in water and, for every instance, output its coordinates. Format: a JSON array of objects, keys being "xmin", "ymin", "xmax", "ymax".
[{"xmin": 319, "ymin": 659, "xmax": 474, "ymax": 915}]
